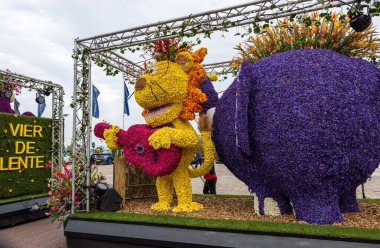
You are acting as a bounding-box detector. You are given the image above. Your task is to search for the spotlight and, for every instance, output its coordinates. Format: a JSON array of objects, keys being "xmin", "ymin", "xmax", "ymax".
[
  {"xmin": 94, "ymin": 182, "xmax": 108, "ymax": 197},
  {"xmin": 35, "ymin": 92, "xmax": 45, "ymax": 104},
  {"xmin": 349, "ymin": 11, "xmax": 372, "ymax": 32},
  {"xmin": 3, "ymin": 90, "xmax": 12, "ymax": 99},
  {"xmin": 43, "ymin": 86, "xmax": 53, "ymax": 96}
]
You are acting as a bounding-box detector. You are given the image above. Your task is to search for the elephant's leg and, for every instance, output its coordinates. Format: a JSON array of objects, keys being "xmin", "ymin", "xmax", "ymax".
[
  {"xmin": 291, "ymin": 190, "xmax": 343, "ymax": 224},
  {"xmin": 253, "ymin": 194, "xmax": 292, "ymax": 216},
  {"xmin": 151, "ymin": 176, "xmax": 173, "ymax": 211},
  {"xmin": 172, "ymin": 166, "xmax": 203, "ymax": 212},
  {"xmin": 339, "ymin": 188, "xmax": 359, "ymax": 213},
  {"xmin": 273, "ymin": 195, "xmax": 293, "ymax": 215}
]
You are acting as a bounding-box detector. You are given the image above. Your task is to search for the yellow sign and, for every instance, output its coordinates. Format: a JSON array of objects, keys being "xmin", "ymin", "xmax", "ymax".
[
  {"xmin": 0, "ymin": 113, "xmax": 52, "ymax": 198},
  {"xmin": 0, "ymin": 123, "xmax": 47, "ymax": 171}
]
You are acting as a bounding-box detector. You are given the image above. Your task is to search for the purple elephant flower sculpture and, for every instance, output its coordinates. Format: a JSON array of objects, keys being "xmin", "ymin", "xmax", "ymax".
[
  {"xmin": 212, "ymin": 49, "xmax": 380, "ymax": 224},
  {"xmin": 0, "ymin": 93, "xmax": 34, "ymax": 116}
]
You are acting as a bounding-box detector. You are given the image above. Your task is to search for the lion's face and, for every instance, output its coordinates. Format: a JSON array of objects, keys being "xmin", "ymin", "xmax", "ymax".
[{"xmin": 135, "ymin": 60, "xmax": 188, "ymax": 127}]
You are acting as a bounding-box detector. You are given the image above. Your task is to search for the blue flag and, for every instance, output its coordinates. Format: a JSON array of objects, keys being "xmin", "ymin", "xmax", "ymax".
[
  {"xmin": 14, "ymin": 98, "xmax": 20, "ymax": 115},
  {"xmin": 124, "ymin": 82, "xmax": 130, "ymax": 116},
  {"xmin": 92, "ymin": 85, "xmax": 100, "ymax": 118},
  {"xmin": 38, "ymin": 102, "xmax": 46, "ymax": 117}
]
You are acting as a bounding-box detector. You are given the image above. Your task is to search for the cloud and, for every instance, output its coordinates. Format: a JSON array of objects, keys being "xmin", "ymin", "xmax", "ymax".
[{"xmin": 2, "ymin": 0, "xmax": 375, "ymax": 147}]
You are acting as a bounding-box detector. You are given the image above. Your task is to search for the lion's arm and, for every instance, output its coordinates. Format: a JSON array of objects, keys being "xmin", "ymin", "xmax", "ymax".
[
  {"xmin": 148, "ymin": 120, "xmax": 198, "ymax": 150},
  {"xmin": 170, "ymin": 119, "xmax": 198, "ymax": 148},
  {"xmin": 169, "ymin": 128, "xmax": 198, "ymax": 148}
]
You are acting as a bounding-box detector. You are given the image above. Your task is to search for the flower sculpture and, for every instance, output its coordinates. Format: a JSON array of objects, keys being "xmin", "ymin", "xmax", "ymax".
[
  {"xmin": 0, "ymin": 72, "xmax": 34, "ymax": 116},
  {"xmin": 232, "ymin": 12, "xmax": 379, "ymax": 68},
  {"xmin": 213, "ymin": 49, "xmax": 380, "ymax": 224},
  {"xmin": 95, "ymin": 48, "xmax": 216, "ymax": 212}
]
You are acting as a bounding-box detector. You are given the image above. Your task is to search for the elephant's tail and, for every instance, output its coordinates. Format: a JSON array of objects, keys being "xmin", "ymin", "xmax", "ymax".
[{"xmin": 188, "ymin": 113, "xmax": 215, "ymax": 178}]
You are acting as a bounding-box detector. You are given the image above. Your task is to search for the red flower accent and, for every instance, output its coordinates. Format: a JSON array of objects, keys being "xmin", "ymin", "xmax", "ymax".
[{"xmin": 45, "ymin": 161, "xmax": 53, "ymax": 168}]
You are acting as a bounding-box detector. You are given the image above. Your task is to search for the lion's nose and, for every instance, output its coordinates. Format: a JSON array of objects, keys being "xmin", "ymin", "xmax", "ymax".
[{"xmin": 135, "ymin": 78, "xmax": 146, "ymax": 90}]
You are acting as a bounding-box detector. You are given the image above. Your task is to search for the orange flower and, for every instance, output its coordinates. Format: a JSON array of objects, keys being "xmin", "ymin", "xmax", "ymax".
[
  {"xmin": 320, "ymin": 38, "xmax": 328, "ymax": 45},
  {"xmin": 311, "ymin": 12, "xmax": 319, "ymax": 20},
  {"xmin": 179, "ymin": 51, "xmax": 208, "ymax": 121},
  {"xmin": 332, "ymin": 43, "xmax": 339, "ymax": 49}
]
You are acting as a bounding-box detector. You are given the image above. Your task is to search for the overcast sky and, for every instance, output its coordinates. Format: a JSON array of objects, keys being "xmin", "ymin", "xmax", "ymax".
[{"xmin": 1, "ymin": 0, "xmax": 377, "ymax": 148}]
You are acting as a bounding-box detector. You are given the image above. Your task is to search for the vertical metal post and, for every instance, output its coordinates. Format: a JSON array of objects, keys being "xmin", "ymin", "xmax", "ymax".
[
  {"xmin": 86, "ymin": 57, "xmax": 92, "ymax": 212},
  {"xmin": 51, "ymin": 87, "xmax": 64, "ymax": 172},
  {"xmin": 71, "ymin": 41, "xmax": 79, "ymax": 214},
  {"xmin": 59, "ymin": 88, "xmax": 64, "ymax": 169},
  {"xmin": 122, "ymin": 81, "xmax": 125, "ymax": 130},
  {"xmin": 51, "ymin": 93, "xmax": 55, "ymax": 177}
]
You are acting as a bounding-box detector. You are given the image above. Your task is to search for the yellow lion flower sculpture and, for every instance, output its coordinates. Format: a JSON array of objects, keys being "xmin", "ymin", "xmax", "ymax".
[
  {"xmin": 98, "ymin": 48, "xmax": 215, "ymax": 212},
  {"xmin": 135, "ymin": 48, "xmax": 215, "ymax": 212}
]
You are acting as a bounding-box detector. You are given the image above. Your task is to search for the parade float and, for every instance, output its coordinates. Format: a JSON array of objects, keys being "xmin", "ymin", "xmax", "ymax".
[
  {"xmin": 0, "ymin": 70, "xmax": 64, "ymax": 227},
  {"xmin": 63, "ymin": 1, "xmax": 380, "ymax": 247}
]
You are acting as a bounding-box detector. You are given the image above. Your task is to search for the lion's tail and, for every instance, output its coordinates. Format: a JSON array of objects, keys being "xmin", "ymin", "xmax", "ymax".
[{"xmin": 188, "ymin": 113, "xmax": 215, "ymax": 178}]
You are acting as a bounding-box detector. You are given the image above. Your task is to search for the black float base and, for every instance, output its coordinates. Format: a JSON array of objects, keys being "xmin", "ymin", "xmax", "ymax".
[
  {"xmin": 64, "ymin": 218, "xmax": 379, "ymax": 248},
  {"xmin": 0, "ymin": 196, "xmax": 49, "ymax": 228}
]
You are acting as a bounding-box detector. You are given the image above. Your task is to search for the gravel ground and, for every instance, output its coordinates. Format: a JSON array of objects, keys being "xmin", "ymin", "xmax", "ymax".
[{"xmin": 121, "ymin": 197, "xmax": 380, "ymax": 229}]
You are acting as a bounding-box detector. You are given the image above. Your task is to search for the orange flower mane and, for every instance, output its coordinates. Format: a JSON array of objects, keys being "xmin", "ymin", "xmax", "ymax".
[{"xmin": 179, "ymin": 48, "xmax": 208, "ymax": 120}]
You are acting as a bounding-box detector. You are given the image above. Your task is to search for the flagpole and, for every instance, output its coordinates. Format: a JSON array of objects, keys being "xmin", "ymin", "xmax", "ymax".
[{"xmin": 122, "ymin": 81, "xmax": 125, "ymax": 130}]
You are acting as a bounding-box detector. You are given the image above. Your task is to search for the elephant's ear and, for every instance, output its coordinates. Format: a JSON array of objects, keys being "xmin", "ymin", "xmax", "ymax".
[{"xmin": 235, "ymin": 61, "xmax": 253, "ymax": 157}]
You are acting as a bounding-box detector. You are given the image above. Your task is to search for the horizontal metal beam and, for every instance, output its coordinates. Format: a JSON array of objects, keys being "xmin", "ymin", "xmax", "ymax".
[
  {"xmin": 204, "ymin": 61, "xmax": 235, "ymax": 75},
  {"xmin": 77, "ymin": 0, "xmax": 354, "ymax": 53},
  {"xmin": 74, "ymin": 0, "xmax": 354, "ymax": 80},
  {"xmin": 0, "ymin": 69, "xmax": 63, "ymax": 89}
]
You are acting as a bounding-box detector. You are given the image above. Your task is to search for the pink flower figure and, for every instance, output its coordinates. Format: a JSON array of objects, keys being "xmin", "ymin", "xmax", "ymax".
[{"xmin": 45, "ymin": 161, "xmax": 53, "ymax": 168}]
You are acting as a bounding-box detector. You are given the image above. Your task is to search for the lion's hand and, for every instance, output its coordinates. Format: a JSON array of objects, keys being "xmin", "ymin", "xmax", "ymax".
[{"xmin": 148, "ymin": 127, "xmax": 172, "ymax": 150}]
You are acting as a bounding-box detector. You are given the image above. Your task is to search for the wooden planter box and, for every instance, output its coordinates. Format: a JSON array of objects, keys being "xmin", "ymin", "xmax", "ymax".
[{"xmin": 113, "ymin": 156, "xmax": 156, "ymax": 200}]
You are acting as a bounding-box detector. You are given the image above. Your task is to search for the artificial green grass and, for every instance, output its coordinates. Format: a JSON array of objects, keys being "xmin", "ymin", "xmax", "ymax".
[
  {"xmin": 72, "ymin": 195, "xmax": 380, "ymax": 240},
  {"xmin": 358, "ymin": 198, "xmax": 380, "ymax": 203},
  {"xmin": 0, "ymin": 192, "xmax": 48, "ymax": 205},
  {"xmin": 72, "ymin": 210, "xmax": 380, "ymax": 241},
  {"xmin": 195, "ymin": 194, "xmax": 380, "ymax": 202}
]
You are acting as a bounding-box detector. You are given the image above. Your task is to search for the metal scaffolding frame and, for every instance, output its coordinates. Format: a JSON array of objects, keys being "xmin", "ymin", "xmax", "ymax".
[
  {"xmin": 71, "ymin": 0, "xmax": 355, "ymax": 213},
  {"xmin": 0, "ymin": 69, "xmax": 64, "ymax": 174}
]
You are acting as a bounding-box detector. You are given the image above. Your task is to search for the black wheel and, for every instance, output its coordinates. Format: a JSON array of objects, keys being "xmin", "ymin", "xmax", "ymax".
[{"xmin": 108, "ymin": 158, "xmax": 113, "ymax": 165}]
